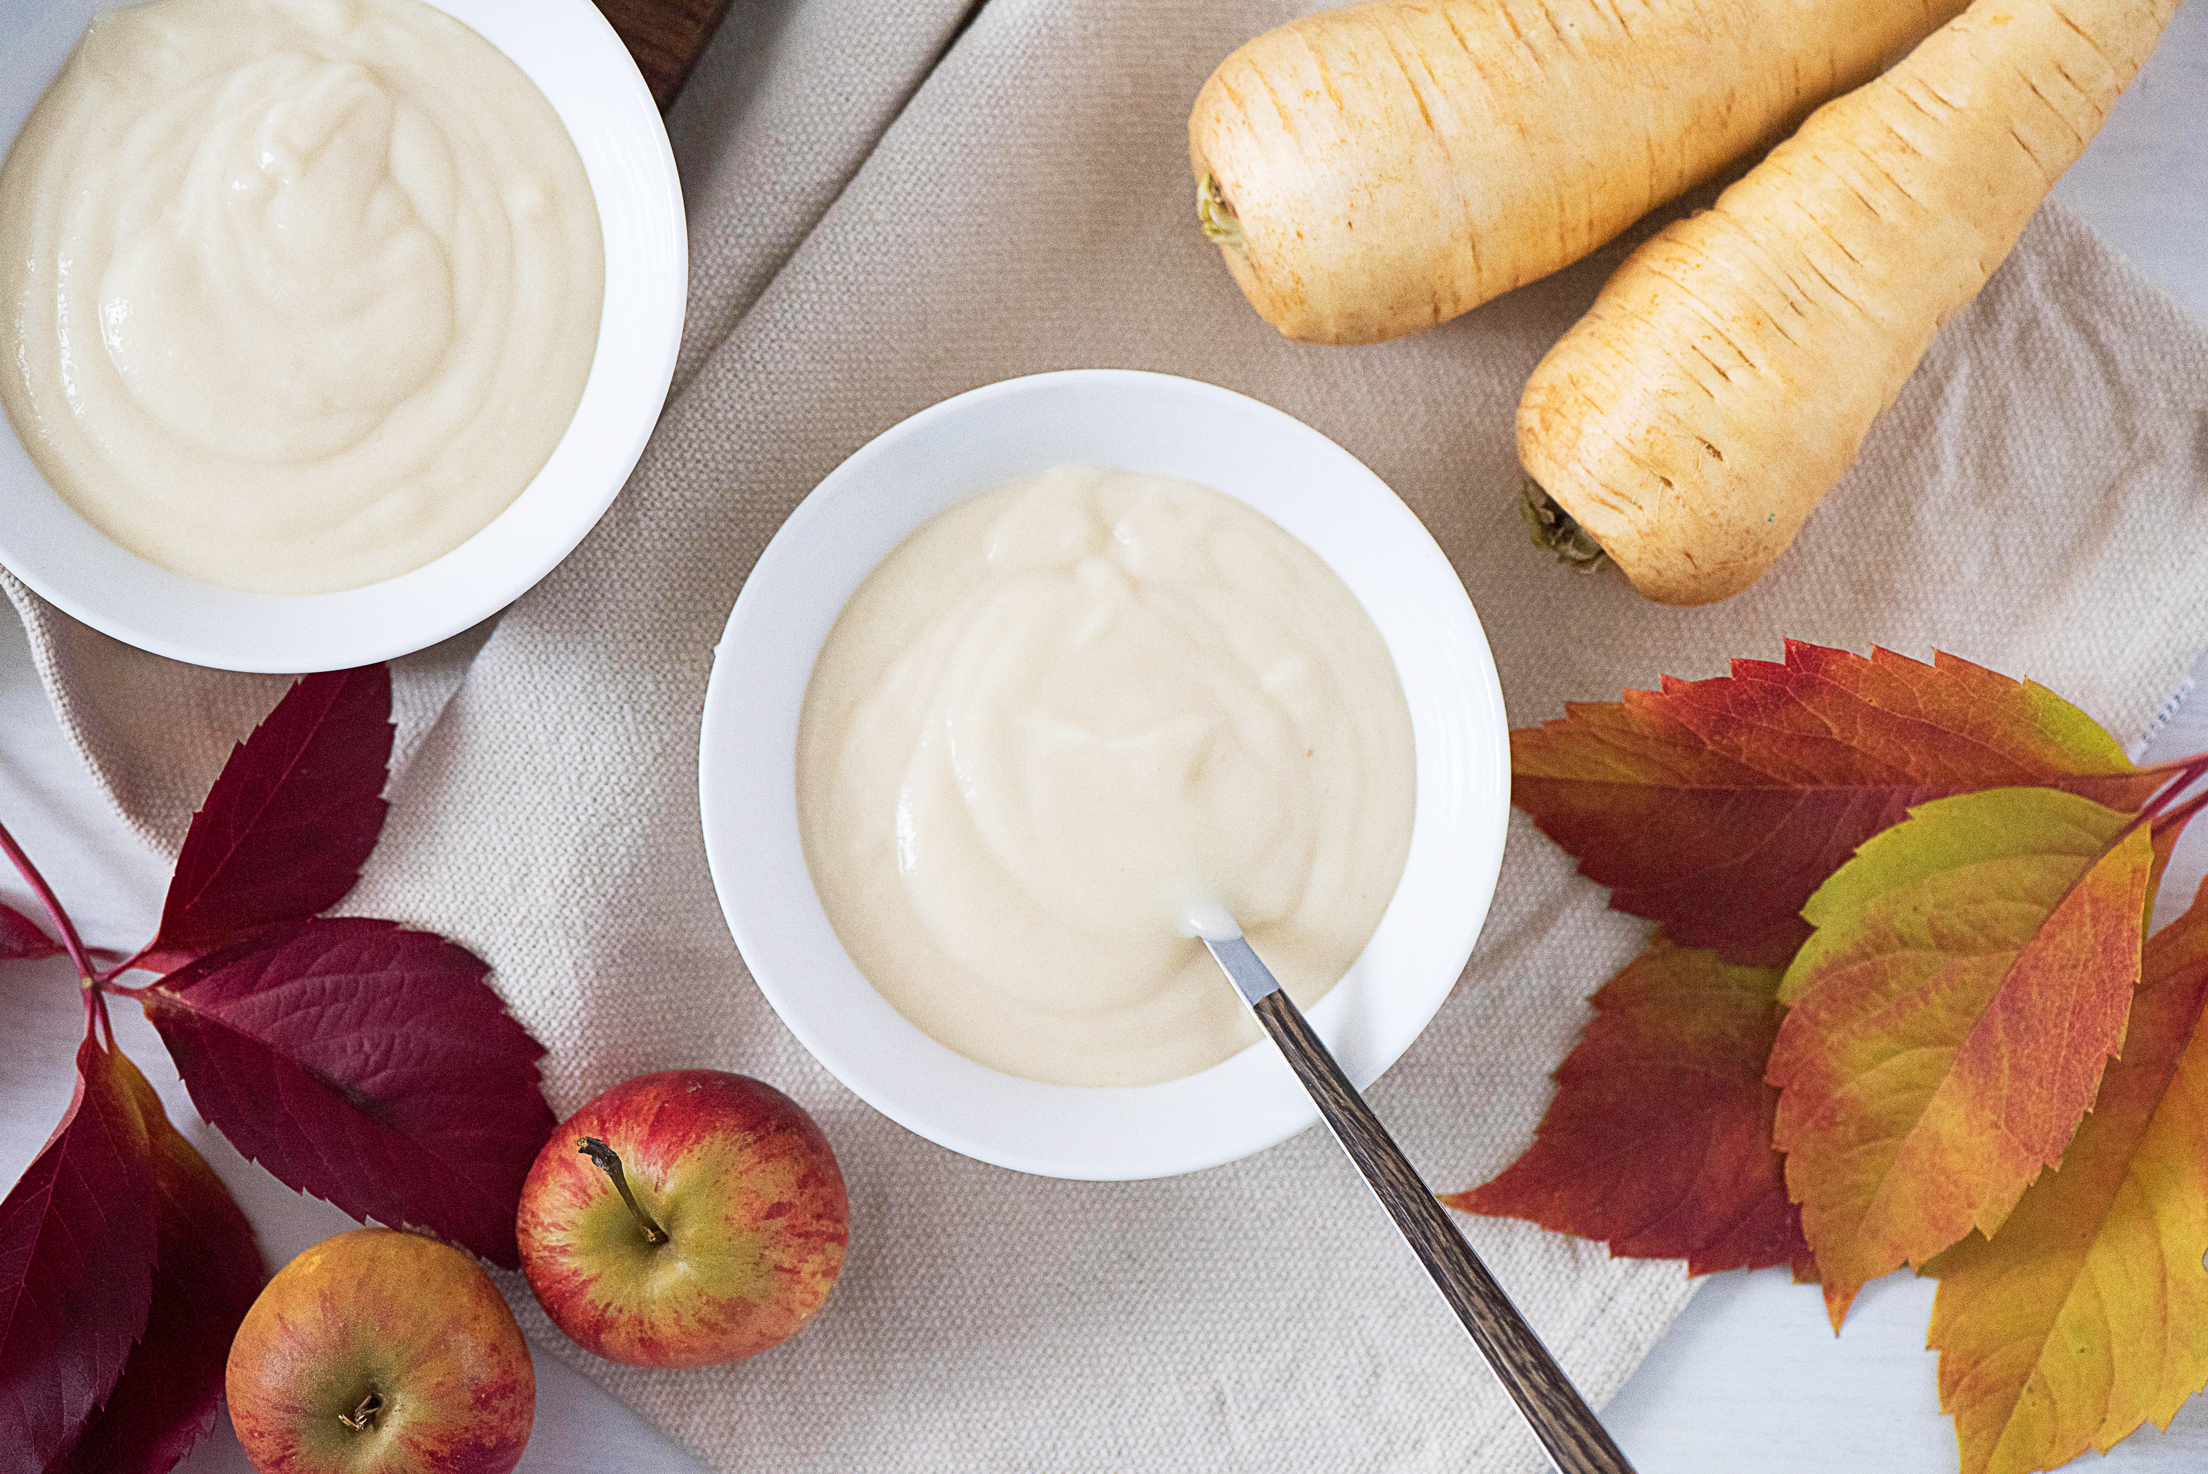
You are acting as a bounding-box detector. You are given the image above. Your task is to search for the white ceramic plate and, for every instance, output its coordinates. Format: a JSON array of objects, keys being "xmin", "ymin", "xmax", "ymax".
[
  {"xmin": 0, "ymin": 0, "xmax": 684, "ymax": 673},
  {"xmin": 700, "ymin": 371, "xmax": 1510, "ymax": 1180}
]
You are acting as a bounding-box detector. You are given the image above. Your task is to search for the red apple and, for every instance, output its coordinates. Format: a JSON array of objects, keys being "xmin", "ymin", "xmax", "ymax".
[
  {"xmin": 515, "ymin": 1068, "xmax": 849, "ymax": 1368},
  {"xmin": 226, "ymin": 1227, "xmax": 534, "ymax": 1474}
]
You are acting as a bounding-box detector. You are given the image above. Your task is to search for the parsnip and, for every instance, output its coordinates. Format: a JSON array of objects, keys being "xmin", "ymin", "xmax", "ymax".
[
  {"xmin": 1517, "ymin": 0, "xmax": 2179, "ymax": 606},
  {"xmin": 1188, "ymin": 0, "xmax": 1969, "ymax": 345}
]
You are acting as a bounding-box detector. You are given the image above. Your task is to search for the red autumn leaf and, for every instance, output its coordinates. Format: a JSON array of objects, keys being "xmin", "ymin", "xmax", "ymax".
[
  {"xmin": 137, "ymin": 666, "xmax": 393, "ymax": 973},
  {"xmin": 0, "ymin": 1028, "xmax": 159, "ymax": 1473},
  {"xmin": 142, "ymin": 917, "xmax": 553, "ymax": 1267},
  {"xmin": 1769, "ymin": 787, "xmax": 2153, "ymax": 1326},
  {"xmin": 1445, "ymin": 938, "xmax": 1813, "ymax": 1279},
  {"xmin": 1512, "ymin": 642, "xmax": 2161, "ymax": 966},
  {"xmin": 49, "ymin": 1052, "xmax": 262, "ymax": 1474},
  {"xmin": 0, "ymin": 904, "xmax": 59, "ymax": 962}
]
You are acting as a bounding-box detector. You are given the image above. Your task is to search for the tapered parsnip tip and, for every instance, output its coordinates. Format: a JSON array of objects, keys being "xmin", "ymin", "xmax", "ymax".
[
  {"xmin": 1187, "ymin": 70, "xmax": 1300, "ymax": 342},
  {"xmin": 1518, "ymin": 479, "xmax": 1611, "ymax": 576},
  {"xmin": 1195, "ymin": 172, "xmax": 1242, "ymax": 253},
  {"xmin": 1190, "ymin": 162, "xmax": 1301, "ymax": 340},
  {"xmin": 1187, "ymin": 36, "xmax": 1470, "ymax": 346},
  {"xmin": 1520, "ymin": 378, "xmax": 1783, "ymax": 607}
]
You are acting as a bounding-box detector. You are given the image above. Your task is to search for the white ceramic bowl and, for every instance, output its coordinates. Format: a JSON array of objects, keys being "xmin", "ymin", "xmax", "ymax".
[
  {"xmin": 700, "ymin": 371, "xmax": 1510, "ymax": 1180},
  {"xmin": 0, "ymin": 0, "xmax": 684, "ymax": 673}
]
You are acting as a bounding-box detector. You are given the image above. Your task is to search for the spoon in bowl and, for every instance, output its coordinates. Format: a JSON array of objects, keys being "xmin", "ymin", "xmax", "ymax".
[{"xmin": 1182, "ymin": 903, "xmax": 1638, "ymax": 1474}]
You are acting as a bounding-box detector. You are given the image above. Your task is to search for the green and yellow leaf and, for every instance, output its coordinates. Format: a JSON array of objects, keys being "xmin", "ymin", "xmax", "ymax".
[
  {"xmin": 1768, "ymin": 787, "xmax": 2152, "ymax": 1325},
  {"xmin": 1926, "ymin": 879, "xmax": 2208, "ymax": 1474}
]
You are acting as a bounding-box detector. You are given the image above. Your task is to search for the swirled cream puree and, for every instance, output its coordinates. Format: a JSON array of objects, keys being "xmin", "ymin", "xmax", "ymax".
[
  {"xmin": 0, "ymin": 0, "xmax": 603, "ymax": 594},
  {"xmin": 797, "ymin": 465, "xmax": 1415, "ymax": 1088}
]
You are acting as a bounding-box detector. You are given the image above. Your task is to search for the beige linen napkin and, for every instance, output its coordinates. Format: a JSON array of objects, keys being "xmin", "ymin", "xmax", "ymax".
[{"xmin": 9, "ymin": 1, "xmax": 2208, "ymax": 1469}]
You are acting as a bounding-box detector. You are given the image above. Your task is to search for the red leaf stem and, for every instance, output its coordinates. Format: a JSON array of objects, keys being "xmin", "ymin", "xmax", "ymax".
[
  {"xmin": 2138, "ymin": 759, "xmax": 2200, "ymax": 781},
  {"xmin": 2137, "ymin": 754, "xmax": 2208, "ymax": 822},
  {"xmin": 2134, "ymin": 750, "xmax": 2208, "ymax": 784},
  {"xmin": 0, "ymin": 821, "xmax": 93, "ymax": 982},
  {"xmin": 2155, "ymin": 789, "xmax": 2208, "ymax": 838}
]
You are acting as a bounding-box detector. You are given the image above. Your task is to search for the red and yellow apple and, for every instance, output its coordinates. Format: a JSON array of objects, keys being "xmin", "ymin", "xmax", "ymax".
[
  {"xmin": 226, "ymin": 1227, "xmax": 534, "ymax": 1474},
  {"xmin": 515, "ymin": 1068, "xmax": 849, "ymax": 1368}
]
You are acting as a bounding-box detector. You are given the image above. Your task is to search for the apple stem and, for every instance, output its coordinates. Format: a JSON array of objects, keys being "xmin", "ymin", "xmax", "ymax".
[
  {"xmin": 338, "ymin": 1390, "xmax": 383, "ymax": 1432},
  {"xmin": 578, "ymin": 1137, "xmax": 669, "ymax": 1245}
]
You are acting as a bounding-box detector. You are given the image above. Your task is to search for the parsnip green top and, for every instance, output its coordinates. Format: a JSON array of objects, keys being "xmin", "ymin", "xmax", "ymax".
[
  {"xmin": 0, "ymin": 0, "xmax": 603, "ymax": 594},
  {"xmin": 796, "ymin": 465, "xmax": 1415, "ymax": 1088}
]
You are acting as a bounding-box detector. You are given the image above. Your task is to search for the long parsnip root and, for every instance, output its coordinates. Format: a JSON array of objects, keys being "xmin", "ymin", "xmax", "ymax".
[
  {"xmin": 1188, "ymin": 0, "xmax": 1969, "ymax": 345},
  {"xmin": 1518, "ymin": 0, "xmax": 2180, "ymax": 606}
]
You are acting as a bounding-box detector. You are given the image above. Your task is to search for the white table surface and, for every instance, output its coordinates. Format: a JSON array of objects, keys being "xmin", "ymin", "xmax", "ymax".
[{"xmin": 1, "ymin": 5, "xmax": 2202, "ymax": 1471}]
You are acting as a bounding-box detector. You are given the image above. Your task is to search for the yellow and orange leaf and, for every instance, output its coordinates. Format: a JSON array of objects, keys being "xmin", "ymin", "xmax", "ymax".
[
  {"xmin": 1769, "ymin": 787, "xmax": 2152, "ymax": 1326},
  {"xmin": 1926, "ymin": 879, "xmax": 2208, "ymax": 1474},
  {"xmin": 1446, "ymin": 939, "xmax": 1812, "ymax": 1278}
]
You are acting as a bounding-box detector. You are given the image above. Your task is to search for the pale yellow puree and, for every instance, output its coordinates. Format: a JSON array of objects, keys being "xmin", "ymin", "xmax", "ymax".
[
  {"xmin": 0, "ymin": 0, "xmax": 604, "ymax": 594},
  {"xmin": 797, "ymin": 465, "xmax": 1416, "ymax": 1088}
]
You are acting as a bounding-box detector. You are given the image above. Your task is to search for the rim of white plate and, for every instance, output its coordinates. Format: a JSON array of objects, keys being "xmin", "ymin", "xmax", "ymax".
[
  {"xmin": 698, "ymin": 370, "xmax": 1511, "ymax": 1181},
  {"xmin": 0, "ymin": 0, "xmax": 685, "ymax": 673}
]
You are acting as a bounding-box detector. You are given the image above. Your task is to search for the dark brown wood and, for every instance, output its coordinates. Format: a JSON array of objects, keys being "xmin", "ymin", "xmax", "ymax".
[
  {"xmin": 592, "ymin": 0, "xmax": 735, "ymax": 107},
  {"xmin": 1251, "ymin": 990, "xmax": 1639, "ymax": 1474}
]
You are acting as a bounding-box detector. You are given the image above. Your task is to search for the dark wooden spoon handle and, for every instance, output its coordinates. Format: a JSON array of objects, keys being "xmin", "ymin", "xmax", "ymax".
[{"xmin": 1250, "ymin": 989, "xmax": 1639, "ymax": 1474}]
